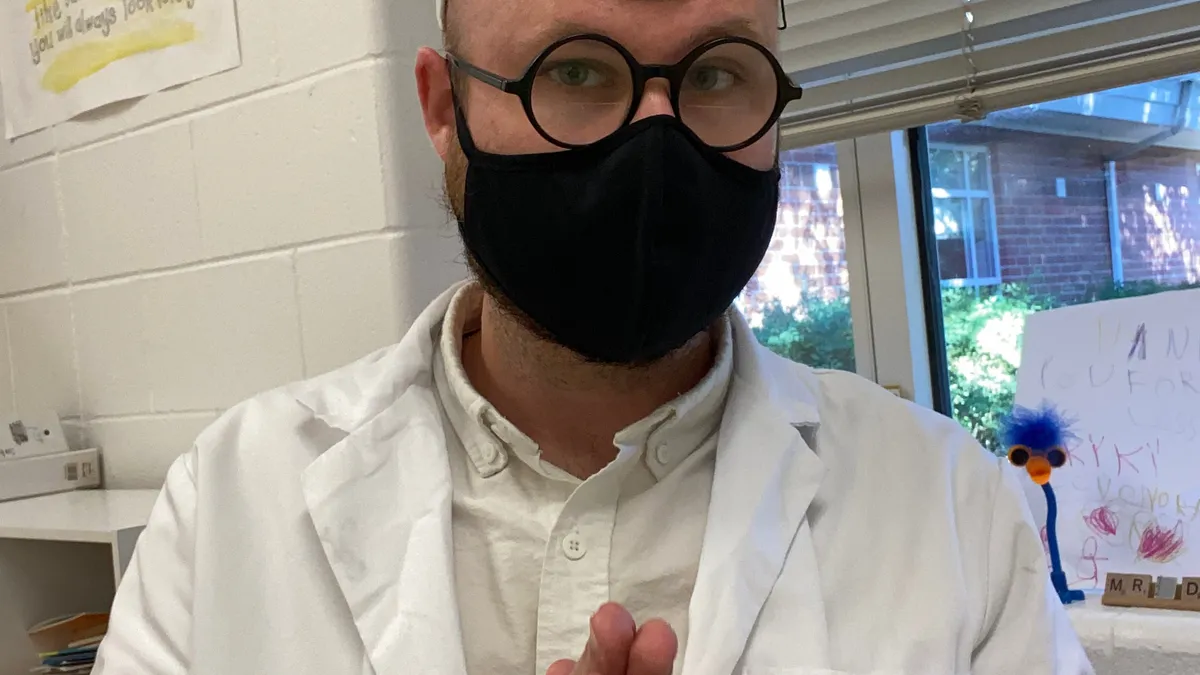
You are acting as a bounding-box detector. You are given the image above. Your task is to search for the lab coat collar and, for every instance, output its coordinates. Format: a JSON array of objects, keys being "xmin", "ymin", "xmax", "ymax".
[
  {"xmin": 728, "ymin": 307, "xmax": 822, "ymax": 430},
  {"xmin": 681, "ymin": 309, "xmax": 829, "ymax": 673},
  {"xmin": 297, "ymin": 283, "xmax": 468, "ymax": 675},
  {"xmin": 301, "ymin": 385, "xmax": 467, "ymax": 675},
  {"xmin": 293, "ymin": 283, "xmax": 462, "ymax": 433},
  {"xmin": 295, "ymin": 287, "xmax": 828, "ymax": 674}
]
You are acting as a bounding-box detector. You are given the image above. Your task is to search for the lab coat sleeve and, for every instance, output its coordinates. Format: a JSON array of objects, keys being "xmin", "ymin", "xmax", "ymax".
[
  {"xmin": 970, "ymin": 461, "xmax": 1095, "ymax": 675},
  {"xmin": 93, "ymin": 451, "xmax": 197, "ymax": 675}
]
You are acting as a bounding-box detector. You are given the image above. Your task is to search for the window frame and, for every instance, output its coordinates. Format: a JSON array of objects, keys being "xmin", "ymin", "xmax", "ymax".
[
  {"xmin": 761, "ymin": 130, "xmax": 938, "ymax": 405},
  {"xmin": 926, "ymin": 143, "xmax": 1003, "ymax": 288},
  {"xmin": 755, "ymin": 137, "xmax": 877, "ymax": 383}
]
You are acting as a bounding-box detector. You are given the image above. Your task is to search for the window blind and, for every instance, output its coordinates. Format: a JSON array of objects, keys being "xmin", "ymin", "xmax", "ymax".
[{"xmin": 780, "ymin": 0, "xmax": 1200, "ymax": 145}]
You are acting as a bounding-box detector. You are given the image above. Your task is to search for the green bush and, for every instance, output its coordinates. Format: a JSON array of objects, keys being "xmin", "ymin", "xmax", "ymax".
[
  {"xmin": 752, "ymin": 279, "xmax": 1195, "ymax": 455},
  {"xmin": 1084, "ymin": 278, "xmax": 1200, "ymax": 303},
  {"xmin": 752, "ymin": 297, "xmax": 856, "ymax": 373},
  {"xmin": 940, "ymin": 285, "xmax": 1056, "ymax": 453}
]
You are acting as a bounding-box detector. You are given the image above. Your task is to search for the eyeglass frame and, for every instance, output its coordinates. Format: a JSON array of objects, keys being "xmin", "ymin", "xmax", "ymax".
[{"xmin": 446, "ymin": 33, "xmax": 804, "ymax": 152}]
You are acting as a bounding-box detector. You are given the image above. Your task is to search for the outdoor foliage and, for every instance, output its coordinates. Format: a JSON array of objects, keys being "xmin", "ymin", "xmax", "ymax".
[
  {"xmin": 752, "ymin": 297, "xmax": 856, "ymax": 373},
  {"xmin": 752, "ymin": 279, "xmax": 1195, "ymax": 455},
  {"xmin": 940, "ymin": 285, "xmax": 1056, "ymax": 453},
  {"xmin": 1084, "ymin": 278, "xmax": 1200, "ymax": 302}
]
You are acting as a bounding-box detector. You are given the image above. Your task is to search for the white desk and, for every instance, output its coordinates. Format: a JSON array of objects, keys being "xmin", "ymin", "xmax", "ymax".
[
  {"xmin": 1070, "ymin": 592, "xmax": 1200, "ymax": 674},
  {"xmin": 0, "ymin": 490, "xmax": 157, "ymax": 675}
]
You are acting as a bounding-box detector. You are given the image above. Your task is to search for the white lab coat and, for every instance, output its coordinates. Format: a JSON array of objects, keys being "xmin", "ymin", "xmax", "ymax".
[{"xmin": 94, "ymin": 284, "xmax": 1092, "ymax": 675}]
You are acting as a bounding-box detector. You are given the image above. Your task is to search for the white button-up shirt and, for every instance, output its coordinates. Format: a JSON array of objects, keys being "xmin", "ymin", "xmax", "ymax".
[{"xmin": 433, "ymin": 285, "xmax": 732, "ymax": 674}]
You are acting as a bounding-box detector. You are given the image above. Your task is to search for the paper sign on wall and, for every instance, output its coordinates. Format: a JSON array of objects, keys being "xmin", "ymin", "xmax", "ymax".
[
  {"xmin": 0, "ymin": 0, "xmax": 240, "ymax": 138},
  {"xmin": 1014, "ymin": 288, "xmax": 1200, "ymax": 587}
]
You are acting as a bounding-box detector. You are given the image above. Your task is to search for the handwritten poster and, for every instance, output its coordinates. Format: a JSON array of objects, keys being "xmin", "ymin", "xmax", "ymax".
[
  {"xmin": 1015, "ymin": 288, "xmax": 1200, "ymax": 588},
  {"xmin": 0, "ymin": 0, "xmax": 240, "ymax": 138}
]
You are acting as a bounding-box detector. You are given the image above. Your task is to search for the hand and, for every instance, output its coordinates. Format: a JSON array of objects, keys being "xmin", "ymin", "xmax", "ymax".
[{"xmin": 545, "ymin": 603, "xmax": 677, "ymax": 675}]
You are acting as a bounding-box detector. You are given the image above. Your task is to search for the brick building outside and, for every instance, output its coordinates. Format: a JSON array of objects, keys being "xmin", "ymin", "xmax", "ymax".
[{"xmin": 738, "ymin": 74, "xmax": 1200, "ymax": 325}]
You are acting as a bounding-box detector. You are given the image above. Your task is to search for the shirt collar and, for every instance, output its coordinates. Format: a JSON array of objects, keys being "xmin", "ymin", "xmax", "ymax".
[{"xmin": 433, "ymin": 283, "xmax": 734, "ymax": 482}]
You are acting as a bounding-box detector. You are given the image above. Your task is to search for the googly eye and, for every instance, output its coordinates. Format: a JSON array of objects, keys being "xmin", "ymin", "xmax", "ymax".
[
  {"xmin": 1047, "ymin": 447, "xmax": 1067, "ymax": 468},
  {"xmin": 1008, "ymin": 445, "xmax": 1030, "ymax": 467}
]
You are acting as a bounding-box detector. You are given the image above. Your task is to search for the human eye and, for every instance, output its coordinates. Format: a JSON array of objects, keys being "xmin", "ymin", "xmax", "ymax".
[
  {"xmin": 685, "ymin": 62, "xmax": 742, "ymax": 92},
  {"xmin": 540, "ymin": 60, "xmax": 610, "ymax": 88}
]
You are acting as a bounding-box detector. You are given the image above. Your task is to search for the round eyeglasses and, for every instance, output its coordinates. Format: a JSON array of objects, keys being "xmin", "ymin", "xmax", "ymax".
[{"xmin": 447, "ymin": 34, "xmax": 804, "ymax": 152}]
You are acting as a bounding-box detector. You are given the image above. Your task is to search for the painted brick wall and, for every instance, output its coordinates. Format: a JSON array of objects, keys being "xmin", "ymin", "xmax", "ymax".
[{"xmin": 0, "ymin": 1, "xmax": 466, "ymax": 488}]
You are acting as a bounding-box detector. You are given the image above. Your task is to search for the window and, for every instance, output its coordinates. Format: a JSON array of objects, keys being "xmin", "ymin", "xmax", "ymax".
[
  {"xmin": 928, "ymin": 145, "xmax": 1001, "ymax": 287},
  {"xmin": 922, "ymin": 73, "xmax": 1200, "ymax": 452},
  {"xmin": 740, "ymin": 145, "xmax": 857, "ymax": 373}
]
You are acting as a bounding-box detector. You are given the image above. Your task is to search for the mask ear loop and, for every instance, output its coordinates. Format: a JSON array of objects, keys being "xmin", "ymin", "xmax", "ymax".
[
  {"xmin": 446, "ymin": 58, "xmax": 481, "ymax": 157},
  {"xmin": 778, "ymin": 0, "xmax": 788, "ymax": 30}
]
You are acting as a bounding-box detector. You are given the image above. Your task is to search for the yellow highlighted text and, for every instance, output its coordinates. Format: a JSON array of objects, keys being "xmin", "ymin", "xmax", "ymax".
[{"xmin": 41, "ymin": 18, "xmax": 196, "ymax": 93}]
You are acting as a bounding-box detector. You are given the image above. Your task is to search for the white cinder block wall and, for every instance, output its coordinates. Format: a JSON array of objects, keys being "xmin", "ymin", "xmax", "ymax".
[{"xmin": 0, "ymin": 1, "xmax": 465, "ymax": 488}]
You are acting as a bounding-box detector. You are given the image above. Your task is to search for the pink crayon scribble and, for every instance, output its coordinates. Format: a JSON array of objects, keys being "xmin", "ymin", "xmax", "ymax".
[
  {"xmin": 1040, "ymin": 526, "xmax": 1051, "ymax": 569},
  {"xmin": 1088, "ymin": 435, "xmax": 1104, "ymax": 468},
  {"xmin": 1076, "ymin": 537, "xmax": 1108, "ymax": 588},
  {"xmin": 1137, "ymin": 521, "xmax": 1186, "ymax": 563},
  {"xmin": 1114, "ymin": 443, "xmax": 1142, "ymax": 476},
  {"xmin": 1065, "ymin": 444, "xmax": 1084, "ymax": 468},
  {"xmin": 1084, "ymin": 506, "xmax": 1120, "ymax": 537}
]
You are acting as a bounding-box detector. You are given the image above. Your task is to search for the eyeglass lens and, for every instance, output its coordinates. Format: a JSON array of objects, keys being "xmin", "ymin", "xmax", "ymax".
[{"xmin": 528, "ymin": 38, "xmax": 781, "ymax": 148}]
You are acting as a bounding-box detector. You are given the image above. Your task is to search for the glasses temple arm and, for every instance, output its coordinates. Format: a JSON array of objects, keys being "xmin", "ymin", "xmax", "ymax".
[{"xmin": 447, "ymin": 54, "xmax": 518, "ymax": 93}]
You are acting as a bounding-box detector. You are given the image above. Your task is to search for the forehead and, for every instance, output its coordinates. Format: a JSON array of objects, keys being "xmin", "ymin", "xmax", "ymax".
[{"xmin": 457, "ymin": 0, "xmax": 777, "ymax": 62}]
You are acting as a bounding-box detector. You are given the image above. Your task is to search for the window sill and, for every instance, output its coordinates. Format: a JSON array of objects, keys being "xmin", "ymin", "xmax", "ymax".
[{"xmin": 1069, "ymin": 592, "xmax": 1200, "ymax": 674}]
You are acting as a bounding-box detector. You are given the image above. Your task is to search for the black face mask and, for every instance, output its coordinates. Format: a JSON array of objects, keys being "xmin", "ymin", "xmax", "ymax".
[{"xmin": 455, "ymin": 109, "xmax": 781, "ymax": 365}]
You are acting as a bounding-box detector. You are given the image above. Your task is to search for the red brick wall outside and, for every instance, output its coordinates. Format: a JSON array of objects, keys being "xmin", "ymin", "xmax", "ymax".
[
  {"xmin": 928, "ymin": 125, "xmax": 1115, "ymax": 302},
  {"xmin": 1116, "ymin": 146, "xmax": 1200, "ymax": 287},
  {"xmin": 929, "ymin": 125, "xmax": 1200, "ymax": 303},
  {"xmin": 741, "ymin": 128, "xmax": 1200, "ymax": 324},
  {"xmin": 739, "ymin": 143, "xmax": 847, "ymax": 323}
]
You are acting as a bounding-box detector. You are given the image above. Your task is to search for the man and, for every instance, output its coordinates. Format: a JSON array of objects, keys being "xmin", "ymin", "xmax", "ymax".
[{"xmin": 94, "ymin": 0, "xmax": 1094, "ymax": 673}]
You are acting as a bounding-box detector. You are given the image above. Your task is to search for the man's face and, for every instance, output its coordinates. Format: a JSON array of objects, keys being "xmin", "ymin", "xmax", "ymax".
[{"xmin": 438, "ymin": 0, "xmax": 782, "ymax": 222}]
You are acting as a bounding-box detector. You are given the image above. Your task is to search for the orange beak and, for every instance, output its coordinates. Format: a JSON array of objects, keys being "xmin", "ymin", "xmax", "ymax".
[{"xmin": 1026, "ymin": 456, "xmax": 1052, "ymax": 485}]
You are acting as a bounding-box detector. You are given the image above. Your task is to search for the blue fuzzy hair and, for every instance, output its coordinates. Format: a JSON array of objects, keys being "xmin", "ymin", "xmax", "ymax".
[{"xmin": 1001, "ymin": 403, "xmax": 1076, "ymax": 450}]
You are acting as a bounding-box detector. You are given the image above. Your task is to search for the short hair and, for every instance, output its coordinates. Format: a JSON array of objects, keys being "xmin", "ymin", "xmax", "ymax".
[{"xmin": 441, "ymin": 0, "xmax": 461, "ymax": 53}]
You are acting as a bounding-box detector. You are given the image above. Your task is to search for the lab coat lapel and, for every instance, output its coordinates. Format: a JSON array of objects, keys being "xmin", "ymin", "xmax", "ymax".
[
  {"xmin": 681, "ymin": 316, "xmax": 830, "ymax": 674},
  {"xmin": 301, "ymin": 386, "xmax": 466, "ymax": 675}
]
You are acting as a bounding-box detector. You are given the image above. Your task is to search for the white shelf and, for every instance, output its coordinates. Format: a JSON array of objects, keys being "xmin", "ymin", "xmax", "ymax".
[
  {"xmin": 0, "ymin": 490, "xmax": 157, "ymax": 543},
  {"xmin": 0, "ymin": 489, "xmax": 158, "ymax": 675}
]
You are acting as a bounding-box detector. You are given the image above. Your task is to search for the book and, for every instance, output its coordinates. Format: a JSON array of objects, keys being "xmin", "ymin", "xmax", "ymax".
[
  {"xmin": 66, "ymin": 635, "xmax": 104, "ymax": 649},
  {"xmin": 27, "ymin": 612, "xmax": 108, "ymax": 654}
]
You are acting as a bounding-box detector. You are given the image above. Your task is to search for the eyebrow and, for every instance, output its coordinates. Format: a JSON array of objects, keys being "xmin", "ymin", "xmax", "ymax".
[
  {"xmin": 516, "ymin": 17, "xmax": 768, "ymax": 62},
  {"xmin": 683, "ymin": 18, "xmax": 766, "ymax": 49}
]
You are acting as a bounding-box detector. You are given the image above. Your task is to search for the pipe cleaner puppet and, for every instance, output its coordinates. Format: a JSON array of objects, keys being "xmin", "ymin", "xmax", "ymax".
[{"xmin": 1002, "ymin": 403, "xmax": 1086, "ymax": 605}]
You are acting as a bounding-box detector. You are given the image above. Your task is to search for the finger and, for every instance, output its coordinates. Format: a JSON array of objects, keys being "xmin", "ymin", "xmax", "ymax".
[
  {"xmin": 545, "ymin": 659, "xmax": 576, "ymax": 675},
  {"xmin": 572, "ymin": 603, "xmax": 637, "ymax": 675},
  {"xmin": 626, "ymin": 619, "xmax": 678, "ymax": 675}
]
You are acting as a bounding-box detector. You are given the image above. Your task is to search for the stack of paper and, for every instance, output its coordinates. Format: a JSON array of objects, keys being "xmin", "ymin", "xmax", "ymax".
[{"xmin": 26, "ymin": 613, "xmax": 108, "ymax": 674}]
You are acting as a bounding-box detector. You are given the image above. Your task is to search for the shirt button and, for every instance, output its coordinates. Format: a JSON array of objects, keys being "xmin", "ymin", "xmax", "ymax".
[
  {"xmin": 655, "ymin": 444, "xmax": 671, "ymax": 465},
  {"xmin": 561, "ymin": 531, "xmax": 586, "ymax": 561}
]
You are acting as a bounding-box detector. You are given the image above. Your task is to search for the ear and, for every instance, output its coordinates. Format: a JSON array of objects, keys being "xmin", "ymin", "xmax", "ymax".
[{"xmin": 415, "ymin": 46, "xmax": 456, "ymax": 161}]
